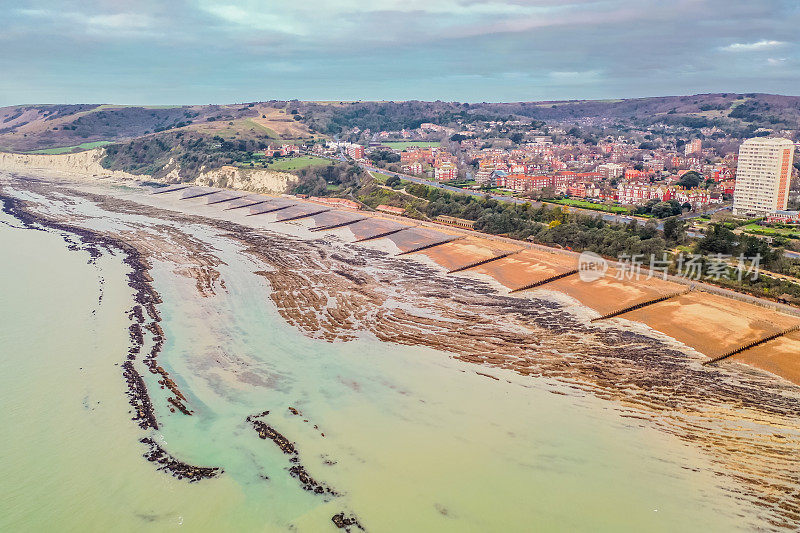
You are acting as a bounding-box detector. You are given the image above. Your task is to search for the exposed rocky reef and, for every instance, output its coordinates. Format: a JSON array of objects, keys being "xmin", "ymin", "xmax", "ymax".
[
  {"xmin": 246, "ymin": 411, "xmax": 338, "ymax": 496},
  {"xmin": 0, "ymin": 187, "xmax": 218, "ymax": 482},
  {"xmin": 141, "ymin": 437, "xmax": 222, "ymax": 482}
]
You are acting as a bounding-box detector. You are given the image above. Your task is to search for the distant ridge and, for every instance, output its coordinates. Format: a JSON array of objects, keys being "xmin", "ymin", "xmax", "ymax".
[{"xmin": 2, "ymin": 93, "xmax": 799, "ymax": 153}]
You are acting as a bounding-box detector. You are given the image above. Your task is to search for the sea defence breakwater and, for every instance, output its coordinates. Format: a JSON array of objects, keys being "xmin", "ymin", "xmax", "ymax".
[{"xmin": 3, "ymin": 172, "xmax": 800, "ymax": 530}]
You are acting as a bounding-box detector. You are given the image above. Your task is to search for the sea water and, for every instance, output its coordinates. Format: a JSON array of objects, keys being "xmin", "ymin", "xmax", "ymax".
[{"xmin": 0, "ymin": 206, "xmax": 762, "ymax": 532}]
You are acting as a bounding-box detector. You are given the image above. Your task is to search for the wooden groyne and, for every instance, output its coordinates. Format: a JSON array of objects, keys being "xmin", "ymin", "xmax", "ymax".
[
  {"xmin": 207, "ymin": 194, "xmax": 246, "ymax": 205},
  {"xmin": 509, "ymin": 269, "xmax": 579, "ymax": 293},
  {"xmin": 447, "ymin": 250, "xmax": 522, "ymax": 274},
  {"xmin": 397, "ymin": 236, "xmax": 464, "ymax": 256},
  {"xmin": 152, "ymin": 185, "xmax": 188, "ymax": 194},
  {"xmin": 181, "ymin": 189, "xmax": 218, "ymax": 199},
  {"xmin": 276, "ymin": 208, "xmax": 331, "ymax": 222},
  {"xmin": 310, "ymin": 218, "xmax": 367, "ymax": 232},
  {"xmin": 703, "ymin": 325, "xmax": 800, "ymax": 365},
  {"xmin": 246, "ymin": 204, "xmax": 294, "ymax": 216},
  {"xmin": 224, "ymin": 200, "xmax": 268, "ymax": 210},
  {"xmin": 355, "ymin": 226, "xmax": 412, "ymax": 243},
  {"xmin": 590, "ymin": 289, "xmax": 691, "ymax": 322}
]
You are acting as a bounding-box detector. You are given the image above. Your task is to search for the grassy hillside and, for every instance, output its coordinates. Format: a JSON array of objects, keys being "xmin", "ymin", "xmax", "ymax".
[
  {"xmin": 27, "ymin": 141, "xmax": 114, "ymax": 154},
  {"xmin": 0, "ymin": 102, "xmax": 320, "ymax": 152}
]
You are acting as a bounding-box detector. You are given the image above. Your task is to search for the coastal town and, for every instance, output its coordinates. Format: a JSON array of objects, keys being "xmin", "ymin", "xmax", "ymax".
[{"xmin": 304, "ymin": 121, "xmax": 797, "ymax": 224}]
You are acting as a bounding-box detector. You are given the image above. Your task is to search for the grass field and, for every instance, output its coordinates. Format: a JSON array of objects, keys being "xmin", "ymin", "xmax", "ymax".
[
  {"xmin": 368, "ymin": 170, "xmax": 394, "ymax": 183},
  {"xmin": 381, "ymin": 141, "xmax": 441, "ymax": 150},
  {"xmin": 741, "ymin": 223, "xmax": 800, "ymax": 239},
  {"xmin": 27, "ymin": 141, "xmax": 113, "ymax": 154},
  {"xmin": 488, "ymin": 188, "xmax": 516, "ymax": 197},
  {"xmin": 266, "ymin": 155, "xmax": 330, "ymax": 171},
  {"xmin": 189, "ymin": 118, "xmax": 281, "ymax": 140},
  {"xmin": 546, "ymin": 198, "xmax": 632, "ymax": 214}
]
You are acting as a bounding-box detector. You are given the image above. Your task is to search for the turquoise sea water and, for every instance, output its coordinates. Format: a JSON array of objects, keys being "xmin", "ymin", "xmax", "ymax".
[{"xmin": 0, "ymin": 205, "xmax": 762, "ymax": 532}]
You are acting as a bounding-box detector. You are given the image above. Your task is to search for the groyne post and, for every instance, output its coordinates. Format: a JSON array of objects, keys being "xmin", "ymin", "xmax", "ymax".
[
  {"xmin": 310, "ymin": 218, "xmax": 368, "ymax": 232},
  {"xmin": 448, "ymin": 249, "xmax": 523, "ymax": 273},
  {"xmin": 590, "ymin": 289, "xmax": 691, "ymax": 322},
  {"xmin": 246, "ymin": 204, "xmax": 295, "ymax": 216},
  {"xmin": 275, "ymin": 208, "xmax": 331, "ymax": 222},
  {"xmin": 355, "ymin": 226, "xmax": 414, "ymax": 243},
  {"xmin": 396, "ymin": 236, "xmax": 465, "ymax": 256},
  {"xmin": 509, "ymin": 269, "xmax": 579, "ymax": 293},
  {"xmin": 703, "ymin": 325, "xmax": 800, "ymax": 365},
  {"xmin": 224, "ymin": 200, "xmax": 268, "ymax": 211}
]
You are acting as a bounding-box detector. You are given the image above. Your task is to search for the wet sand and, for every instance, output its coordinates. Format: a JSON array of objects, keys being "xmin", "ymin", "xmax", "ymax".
[
  {"xmin": 544, "ymin": 270, "xmax": 685, "ymax": 316},
  {"xmin": 731, "ymin": 332, "xmax": 800, "ymax": 385},
  {"xmin": 623, "ymin": 292, "xmax": 799, "ymax": 359},
  {"xmin": 416, "ymin": 236, "xmax": 519, "ymax": 272},
  {"xmin": 384, "ymin": 227, "xmax": 460, "ymax": 254},
  {"xmin": 344, "ymin": 217, "xmax": 411, "ymax": 241},
  {"xmin": 469, "ymin": 249, "xmax": 576, "ymax": 289},
  {"xmin": 307, "ymin": 210, "xmax": 365, "ymax": 230}
]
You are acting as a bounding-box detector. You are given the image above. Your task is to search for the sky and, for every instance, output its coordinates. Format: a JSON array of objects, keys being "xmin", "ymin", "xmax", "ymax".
[{"xmin": 1, "ymin": 0, "xmax": 799, "ymax": 105}]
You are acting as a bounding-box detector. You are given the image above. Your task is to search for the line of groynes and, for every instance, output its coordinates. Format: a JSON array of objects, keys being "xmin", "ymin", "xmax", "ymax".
[
  {"xmin": 509, "ymin": 269, "xmax": 580, "ymax": 293},
  {"xmin": 590, "ymin": 289, "xmax": 692, "ymax": 322},
  {"xmin": 703, "ymin": 324, "xmax": 800, "ymax": 365},
  {"xmin": 447, "ymin": 250, "xmax": 523, "ymax": 273}
]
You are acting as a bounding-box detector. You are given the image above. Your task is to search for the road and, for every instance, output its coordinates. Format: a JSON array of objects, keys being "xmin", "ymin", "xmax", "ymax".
[{"xmin": 361, "ymin": 163, "xmax": 737, "ymax": 230}]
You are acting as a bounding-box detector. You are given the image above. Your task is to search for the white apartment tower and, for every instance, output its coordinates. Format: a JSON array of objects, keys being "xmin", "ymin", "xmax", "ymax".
[
  {"xmin": 684, "ymin": 139, "xmax": 702, "ymax": 155},
  {"xmin": 597, "ymin": 163, "xmax": 624, "ymax": 179},
  {"xmin": 732, "ymin": 137, "xmax": 795, "ymax": 216}
]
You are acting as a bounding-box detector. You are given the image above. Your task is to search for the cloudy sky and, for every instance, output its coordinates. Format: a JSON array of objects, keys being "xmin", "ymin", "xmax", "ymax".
[{"xmin": 1, "ymin": 0, "xmax": 798, "ymax": 105}]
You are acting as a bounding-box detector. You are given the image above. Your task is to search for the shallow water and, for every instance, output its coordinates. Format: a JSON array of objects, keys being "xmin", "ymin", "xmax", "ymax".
[{"xmin": 0, "ymin": 200, "xmax": 770, "ymax": 532}]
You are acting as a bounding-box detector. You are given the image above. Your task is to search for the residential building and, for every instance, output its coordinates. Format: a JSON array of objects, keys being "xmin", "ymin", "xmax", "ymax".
[
  {"xmin": 435, "ymin": 215, "xmax": 475, "ymax": 229},
  {"xmin": 280, "ymin": 144, "xmax": 300, "ymax": 156},
  {"xmin": 732, "ymin": 138, "xmax": 795, "ymax": 216},
  {"xmin": 617, "ymin": 182, "xmax": 671, "ymax": 205},
  {"xmin": 475, "ymin": 168, "xmax": 494, "ymax": 186},
  {"xmin": 684, "ymin": 139, "xmax": 702, "ymax": 155},
  {"xmin": 765, "ymin": 210, "xmax": 800, "ymax": 224},
  {"xmin": 402, "ymin": 162, "xmax": 423, "ymax": 175},
  {"xmin": 495, "ymin": 174, "xmax": 550, "ymax": 192},
  {"xmin": 673, "ymin": 188, "xmax": 712, "ymax": 209},
  {"xmin": 346, "ymin": 144, "xmax": 365, "ymax": 159},
  {"xmin": 624, "ymin": 169, "xmax": 648, "ymax": 181},
  {"xmin": 567, "ymin": 183, "xmax": 601, "ymax": 198},
  {"xmin": 597, "ymin": 163, "xmax": 624, "ymax": 179},
  {"xmin": 434, "ymin": 160, "xmax": 458, "ymax": 181}
]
